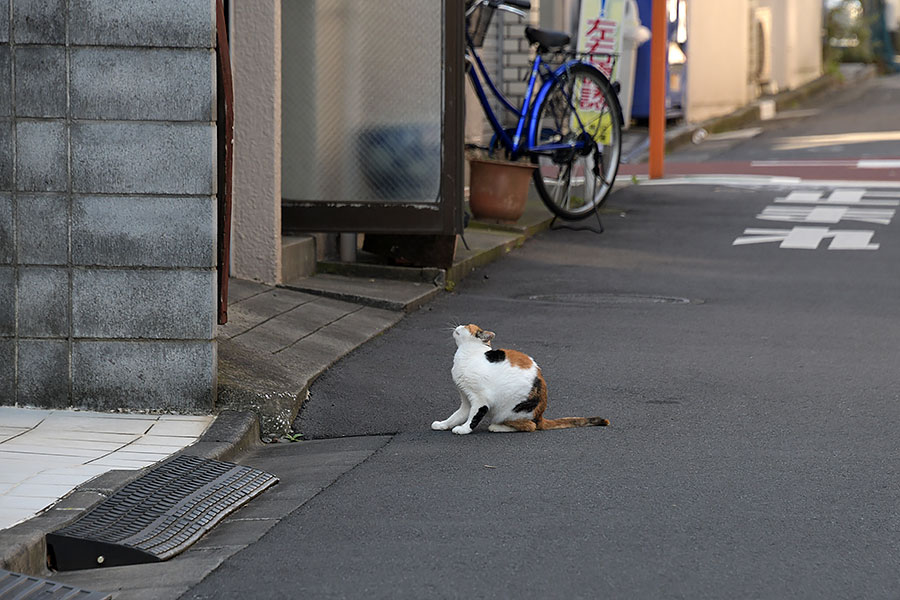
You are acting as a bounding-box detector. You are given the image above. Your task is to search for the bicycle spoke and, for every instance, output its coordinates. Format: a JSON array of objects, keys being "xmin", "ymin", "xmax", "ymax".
[{"xmin": 531, "ymin": 63, "xmax": 621, "ymax": 220}]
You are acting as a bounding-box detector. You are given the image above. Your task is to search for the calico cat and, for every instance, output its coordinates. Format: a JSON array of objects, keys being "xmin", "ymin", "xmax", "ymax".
[{"xmin": 431, "ymin": 324, "xmax": 609, "ymax": 434}]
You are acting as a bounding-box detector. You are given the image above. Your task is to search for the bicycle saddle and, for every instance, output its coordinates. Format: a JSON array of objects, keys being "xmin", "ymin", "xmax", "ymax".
[{"xmin": 525, "ymin": 26, "xmax": 571, "ymax": 51}]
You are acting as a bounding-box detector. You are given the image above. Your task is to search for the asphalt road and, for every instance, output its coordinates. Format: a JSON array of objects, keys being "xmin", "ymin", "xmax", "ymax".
[{"xmin": 183, "ymin": 77, "xmax": 900, "ymax": 599}]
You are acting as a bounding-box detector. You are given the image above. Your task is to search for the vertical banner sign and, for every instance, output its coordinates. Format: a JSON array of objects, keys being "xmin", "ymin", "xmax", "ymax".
[{"xmin": 575, "ymin": 0, "xmax": 627, "ymax": 144}]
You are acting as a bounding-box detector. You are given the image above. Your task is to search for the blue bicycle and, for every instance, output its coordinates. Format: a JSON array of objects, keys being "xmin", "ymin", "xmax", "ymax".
[{"xmin": 466, "ymin": 0, "xmax": 623, "ymax": 221}]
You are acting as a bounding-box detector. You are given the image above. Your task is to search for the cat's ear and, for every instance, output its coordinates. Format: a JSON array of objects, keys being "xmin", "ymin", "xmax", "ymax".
[{"xmin": 478, "ymin": 330, "xmax": 495, "ymax": 343}]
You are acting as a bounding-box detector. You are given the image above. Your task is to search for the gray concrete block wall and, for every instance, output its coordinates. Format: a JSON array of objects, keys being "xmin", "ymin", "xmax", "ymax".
[{"xmin": 0, "ymin": 0, "xmax": 218, "ymax": 412}]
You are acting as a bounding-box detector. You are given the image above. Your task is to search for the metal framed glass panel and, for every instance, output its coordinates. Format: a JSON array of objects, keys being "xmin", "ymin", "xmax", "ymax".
[{"xmin": 282, "ymin": 0, "xmax": 463, "ymax": 234}]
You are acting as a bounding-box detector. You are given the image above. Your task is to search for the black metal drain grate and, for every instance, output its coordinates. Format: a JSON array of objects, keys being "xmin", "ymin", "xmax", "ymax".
[
  {"xmin": 47, "ymin": 455, "xmax": 278, "ymax": 571},
  {"xmin": 0, "ymin": 569, "xmax": 111, "ymax": 600}
]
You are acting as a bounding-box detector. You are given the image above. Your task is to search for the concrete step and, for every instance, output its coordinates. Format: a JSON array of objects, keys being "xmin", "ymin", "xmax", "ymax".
[
  {"xmin": 281, "ymin": 235, "xmax": 316, "ymax": 282},
  {"xmin": 281, "ymin": 273, "xmax": 441, "ymax": 313}
]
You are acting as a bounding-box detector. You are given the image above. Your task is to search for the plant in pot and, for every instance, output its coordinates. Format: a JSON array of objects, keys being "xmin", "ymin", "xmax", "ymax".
[{"xmin": 466, "ymin": 147, "xmax": 536, "ymax": 224}]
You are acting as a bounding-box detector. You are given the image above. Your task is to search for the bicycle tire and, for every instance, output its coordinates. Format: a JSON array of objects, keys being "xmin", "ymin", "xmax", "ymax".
[{"xmin": 530, "ymin": 63, "xmax": 622, "ymax": 220}]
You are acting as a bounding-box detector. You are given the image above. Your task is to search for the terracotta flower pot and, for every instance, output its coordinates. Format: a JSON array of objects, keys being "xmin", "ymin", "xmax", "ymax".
[{"xmin": 468, "ymin": 157, "xmax": 536, "ymax": 224}]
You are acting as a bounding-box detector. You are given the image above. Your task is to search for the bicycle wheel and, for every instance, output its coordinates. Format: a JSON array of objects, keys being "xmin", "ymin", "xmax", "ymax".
[{"xmin": 530, "ymin": 63, "xmax": 622, "ymax": 220}]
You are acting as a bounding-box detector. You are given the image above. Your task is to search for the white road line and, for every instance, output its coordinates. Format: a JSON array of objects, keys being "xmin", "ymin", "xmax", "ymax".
[
  {"xmin": 751, "ymin": 159, "xmax": 900, "ymax": 169},
  {"xmin": 638, "ymin": 176, "xmax": 900, "ymax": 189},
  {"xmin": 750, "ymin": 160, "xmax": 858, "ymax": 167},
  {"xmin": 773, "ymin": 190, "xmax": 900, "ymax": 206},
  {"xmin": 857, "ymin": 160, "xmax": 900, "ymax": 169}
]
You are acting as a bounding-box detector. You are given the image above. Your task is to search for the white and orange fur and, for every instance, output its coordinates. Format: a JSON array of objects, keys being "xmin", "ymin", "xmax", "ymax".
[{"xmin": 431, "ymin": 324, "xmax": 609, "ymax": 434}]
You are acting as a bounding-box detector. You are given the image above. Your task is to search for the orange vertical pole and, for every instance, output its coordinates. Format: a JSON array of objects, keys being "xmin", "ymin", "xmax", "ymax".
[{"xmin": 648, "ymin": 0, "xmax": 667, "ymax": 179}]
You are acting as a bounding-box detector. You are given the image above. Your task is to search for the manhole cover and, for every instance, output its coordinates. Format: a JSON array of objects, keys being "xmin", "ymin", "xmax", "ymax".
[
  {"xmin": 525, "ymin": 293, "xmax": 692, "ymax": 305},
  {"xmin": 47, "ymin": 455, "xmax": 278, "ymax": 571},
  {"xmin": 0, "ymin": 569, "xmax": 110, "ymax": 600}
]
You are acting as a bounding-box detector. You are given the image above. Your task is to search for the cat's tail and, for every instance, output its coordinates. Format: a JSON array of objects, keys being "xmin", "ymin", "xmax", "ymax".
[{"xmin": 537, "ymin": 416, "xmax": 609, "ymax": 430}]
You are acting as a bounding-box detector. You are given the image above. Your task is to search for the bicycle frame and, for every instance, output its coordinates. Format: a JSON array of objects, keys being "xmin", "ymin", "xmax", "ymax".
[{"xmin": 465, "ymin": 32, "xmax": 596, "ymax": 161}]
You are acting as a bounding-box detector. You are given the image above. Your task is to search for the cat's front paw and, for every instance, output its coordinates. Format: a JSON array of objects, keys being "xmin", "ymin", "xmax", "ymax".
[
  {"xmin": 451, "ymin": 425, "xmax": 472, "ymax": 435},
  {"xmin": 431, "ymin": 420, "xmax": 449, "ymax": 431}
]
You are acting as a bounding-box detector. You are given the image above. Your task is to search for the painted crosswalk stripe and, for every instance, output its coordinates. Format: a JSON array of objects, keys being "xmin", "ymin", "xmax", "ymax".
[{"xmin": 774, "ymin": 190, "xmax": 900, "ymax": 207}]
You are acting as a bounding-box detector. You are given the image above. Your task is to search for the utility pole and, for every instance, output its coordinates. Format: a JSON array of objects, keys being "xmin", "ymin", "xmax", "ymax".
[{"xmin": 648, "ymin": 0, "xmax": 667, "ymax": 179}]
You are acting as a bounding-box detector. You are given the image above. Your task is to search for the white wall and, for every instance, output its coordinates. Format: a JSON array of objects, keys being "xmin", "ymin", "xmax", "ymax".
[
  {"xmin": 685, "ymin": 0, "xmax": 755, "ymax": 122},
  {"xmin": 759, "ymin": 0, "xmax": 823, "ymax": 92}
]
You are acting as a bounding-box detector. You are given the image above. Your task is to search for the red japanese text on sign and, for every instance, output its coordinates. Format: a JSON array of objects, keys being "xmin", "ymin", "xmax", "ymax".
[{"xmin": 580, "ymin": 18, "xmax": 616, "ymax": 110}]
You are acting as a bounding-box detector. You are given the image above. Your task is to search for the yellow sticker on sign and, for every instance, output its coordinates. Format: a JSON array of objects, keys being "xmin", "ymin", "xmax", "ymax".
[
  {"xmin": 572, "ymin": 76, "xmax": 613, "ymax": 146},
  {"xmin": 579, "ymin": 110, "xmax": 613, "ymax": 146}
]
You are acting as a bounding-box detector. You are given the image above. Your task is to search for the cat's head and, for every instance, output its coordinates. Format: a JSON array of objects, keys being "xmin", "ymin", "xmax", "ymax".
[{"xmin": 453, "ymin": 324, "xmax": 495, "ymax": 347}]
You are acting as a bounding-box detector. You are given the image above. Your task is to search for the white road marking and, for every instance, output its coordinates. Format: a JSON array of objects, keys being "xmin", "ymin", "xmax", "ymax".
[
  {"xmin": 733, "ymin": 227, "xmax": 880, "ymax": 250},
  {"xmin": 756, "ymin": 206, "xmax": 895, "ymax": 225},
  {"xmin": 772, "ymin": 132, "xmax": 900, "ymax": 151},
  {"xmin": 857, "ymin": 159, "xmax": 900, "ymax": 169},
  {"xmin": 774, "ymin": 190, "xmax": 900, "ymax": 206},
  {"xmin": 638, "ymin": 176, "xmax": 900, "ymax": 189}
]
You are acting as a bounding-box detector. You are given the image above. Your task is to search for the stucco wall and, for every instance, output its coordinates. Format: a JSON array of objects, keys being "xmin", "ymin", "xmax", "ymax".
[
  {"xmin": 685, "ymin": 0, "xmax": 755, "ymax": 123},
  {"xmin": 759, "ymin": 0, "xmax": 822, "ymax": 92},
  {"xmin": 230, "ymin": 0, "xmax": 282, "ymax": 284},
  {"xmin": 0, "ymin": 0, "xmax": 218, "ymax": 411}
]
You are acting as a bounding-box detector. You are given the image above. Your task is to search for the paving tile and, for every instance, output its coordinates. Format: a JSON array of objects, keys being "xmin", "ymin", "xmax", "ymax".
[
  {"xmin": 42, "ymin": 463, "xmax": 115, "ymax": 479},
  {"xmin": 233, "ymin": 298, "xmax": 363, "ymax": 355},
  {"xmin": 144, "ymin": 418, "xmax": 211, "ymax": 438},
  {"xmin": 0, "ymin": 427, "xmax": 28, "ymax": 443},
  {"xmin": 43, "ymin": 431, "xmax": 140, "ymax": 445},
  {"xmin": 38, "ymin": 413, "xmax": 155, "ymax": 435},
  {"xmin": 329, "ymin": 305, "xmax": 405, "ymax": 340},
  {"xmin": 0, "ymin": 452, "xmax": 82, "ymax": 471},
  {"xmin": 218, "ymin": 289, "xmax": 318, "ymax": 339},
  {"xmin": 158, "ymin": 414, "xmax": 213, "ymax": 422},
  {"xmin": 0, "ymin": 442, "xmax": 107, "ymax": 459},
  {"xmin": 0, "ymin": 508, "xmax": 40, "ymax": 530},
  {"xmin": 273, "ymin": 336, "xmax": 343, "ymax": 383},
  {"xmin": 0, "ymin": 461, "xmax": 40, "ymax": 483},
  {"xmin": 25, "ymin": 471, "xmax": 97, "ymax": 487},
  {"xmin": 271, "ymin": 308, "xmax": 400, "ymax": 378},
  {"xmin": 102, "ymin": 450, "xmax": 171, "ymax": 463},
  {"xmin": 288, "ymin": 273, "xmax": 441, "ymax": 311},
  {"xmin": 87, "ymin": 457, "xmax": 158, "ymax": 469},
  {"xmin": 11, "ymin": 435, "xmax": 125, "ymax": 452},
  {"xmin": 47, "ymin": 409, "xmax": 160, "ymax": 421},
  {"xmin": 226, "ymin": 278, "xmax": 270, "ymax": 303},
  {"xmin": 0, "ymin": 494, "xmax": 54, "ymax": 511},
  {"xmin": 0, "ymin": 406, "xmax": 51, "ymax": 428},
  {"xmin": 8, "ymin": 482, "xmax": 74, "ymax": 498},
  {"xmin": 131, "ymin": 434, "xmax": 199, "ymax": 447},
  {"xmin": 116, "ymin": 443, "xmax": 186, "ymax": 455},
  {"xmin": 0, "ymin": 454, "xmax": 39, "ymax": 465}
]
